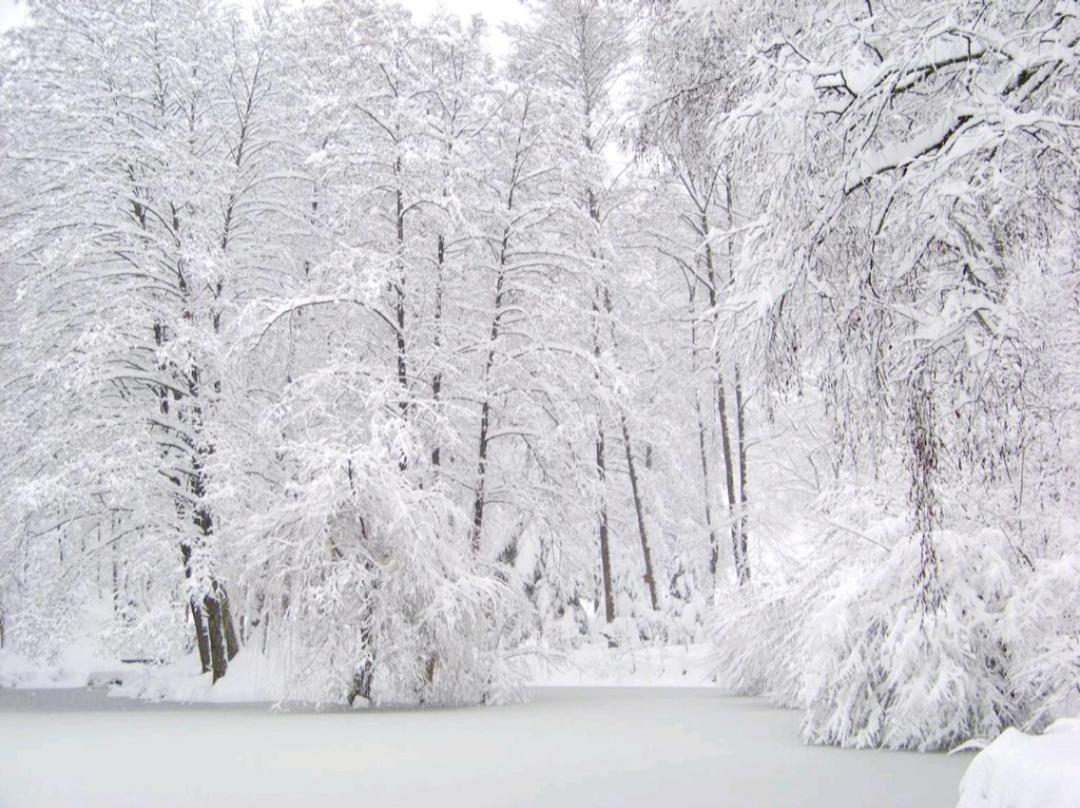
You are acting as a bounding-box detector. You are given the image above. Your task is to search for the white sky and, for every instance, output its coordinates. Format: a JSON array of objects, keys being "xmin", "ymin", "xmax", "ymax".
[
  {"xmin": 408, "ymin": 0, "xmax": 528, "ymax": 58},
  {"xmin": 0, "ymin": 0, "xmax": 26, "ymax": 32},
  {"xmin": 0, "ymin": 0, "xmax": 527, "ymax": 33}
]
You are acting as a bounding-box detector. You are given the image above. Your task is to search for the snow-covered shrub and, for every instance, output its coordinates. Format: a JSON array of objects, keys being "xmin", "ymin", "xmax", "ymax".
[
  {"xmin": 800, "ymin": 529, "xmax": 1014, "ymax": 750},
  {"xmin": 245, "ymin": 504, "xmax": 530, "ymax": 706},
  {"xmin": 714, "ymin": 492, "xmax": 1025, "ymax": 750},
  {"xmin": 234, "ymin": 395, "xmax": 532, "ymax": 707},
  {"xmin": 711, "ymin": 578, "xmax": 806, "ymax": 707},
  {"xmin": 0, "ymin": 528, "xmax": 90, "ymax": 664},
  {"xmin": 666, "ymin": 588, "xmax": 707, "ymax": 646},
  {"xmin": 1005, "ymin": 553, "xmax": 1080, "ymax": 731}
]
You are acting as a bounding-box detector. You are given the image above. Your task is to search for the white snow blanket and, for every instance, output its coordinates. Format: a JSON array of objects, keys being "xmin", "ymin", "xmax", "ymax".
[{"xmin": 957, "ymin": 718, "xmax": 1080, "ymax": 808}]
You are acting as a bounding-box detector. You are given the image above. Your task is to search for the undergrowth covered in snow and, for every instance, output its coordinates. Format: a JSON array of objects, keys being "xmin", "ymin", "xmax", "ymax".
[{"xmin": 713, "ymin": 512, "xmax": 1079, "ymax": 750}]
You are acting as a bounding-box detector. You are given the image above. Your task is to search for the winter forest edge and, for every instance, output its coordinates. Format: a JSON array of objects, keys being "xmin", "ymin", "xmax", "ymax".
[{"xmin": 0, "ymin": 0, "xmax": 1077, "ymax": 755}]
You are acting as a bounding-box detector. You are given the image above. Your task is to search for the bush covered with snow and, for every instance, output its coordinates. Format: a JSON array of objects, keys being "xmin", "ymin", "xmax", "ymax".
[
  {"xmin": 1004, "ymin": 554, "xmax": 1080, "ymax": 732},
  {"xmin": 798, "ymin": 529, "xmax": 1014, "ymax": 750},
  {"xmin": 713, "ymin": 515, "xmax": 1079, "ymax": 750}
]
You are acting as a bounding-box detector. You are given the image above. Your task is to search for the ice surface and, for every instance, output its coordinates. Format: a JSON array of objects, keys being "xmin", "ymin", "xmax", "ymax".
[
  {"xmin": 957, "ymin": 718, "xmax": 1080, "ymax": 808},
  {"xmin": 0, "ymin": 686, "xmax": 969, "ymax": 808}
]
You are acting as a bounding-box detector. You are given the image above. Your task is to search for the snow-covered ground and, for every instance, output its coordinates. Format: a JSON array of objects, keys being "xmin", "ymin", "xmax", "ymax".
[
  {"xmin": 0, "ymin": 686, "xmax": 969, "ymax": 808},
  {"xmin": 957, "ymin": 718, "xmax": 1080, "ymax": 808},
  {"xmin": 529, "ymin": 641, "xmax": 716, "ymax": 687}
]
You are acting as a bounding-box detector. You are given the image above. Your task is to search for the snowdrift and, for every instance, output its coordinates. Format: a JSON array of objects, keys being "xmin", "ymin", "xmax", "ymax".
[{"xmin": 957, "ymin": 718, "xmax": 1080, "ymax": 808}]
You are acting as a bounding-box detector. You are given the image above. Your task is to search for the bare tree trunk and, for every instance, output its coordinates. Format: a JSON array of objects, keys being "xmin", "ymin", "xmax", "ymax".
[
  {"xmin": 180, "ymin": 541, "xmax": 212, "ymax": 673},
  {"xmin": 394, "ymin": 177, "xmax": 409, "ymax": 426},
  {"xmin": 725, "ymin": 180, "xmax": 750, "ymax": 585},
  {"xmin": 473, "ymin": 97, "xmax": 532, "ymax": 552},
  {"xmin": 734, "ymin": 363, "xmax": 750, "ymax": 583},
  {"xmin": 183, "ymin": 567, "xmax": 237, "ymax": 682},
  {"xmin": 717, "ymin": 382, "xmax": 747, "ymax": 585},
  {"xmin": 348, "ymin": 656, "xmax": 375, "ymax": 705},
  {"xmin": 689, "ymin": 286, "xmax": 719, "ymax": 577},
  {"xmin": 471, "ymin": 396, "xmax": 491, "ymax": 555},
  {"xmin": 220, "ymin": 584, "xmax": 240, "ymax": 661},
  {"xmin": 203, "ymin": 590, "xmax": 228, "ymax": 683},
  {"xmin": 597, "ymin": 284, "xmax": 659, "ymax": 612},
  {"xmin": 621, "ymin": 415, "xmax": 659, "ymax": 610},
  {"xmin": 910, "ymin": 369, "xmax": 941, "ymax": 610},
  {"xmin": 596, "ymin": 424, "xmax": 616, "ymax": 625},
  {"xmin": 190, "ymin": 435, "xmax": 239, "ymax": 679},
  {"xmin": 703, "ymin": 206, "xmax": 749, "ymax": 587},
  {"xmin": 348, "ymin": 563, "xmax": 378, "ymax": 705},
  {"xmin": 431, "ymin": 232, "xmax": 445, "ymax": 468},
  {"xmin": 471, "ymin": 230, "xmax": 510, "ymax": 554},
  {"xmin": 111, "ymin": 536, "xmax": 121, "ymax": 616},
  {"xmin": 591, "ymin": 294, "xmax": 616, "ymax": 625},
  {"xmin": 697, "ymin": 393, "xmax": 719, "ymax": 577},
  {"xmin": 190, "ymin": 494, "xmax": 240, "ymax": 676}
]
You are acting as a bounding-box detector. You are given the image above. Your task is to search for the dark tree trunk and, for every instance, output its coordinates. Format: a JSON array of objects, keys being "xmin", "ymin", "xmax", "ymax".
[
  {"xmin": 220, "ymin": 584, "xmax": 240, "ymax": 661},
  {"xmin": 181, "ymin": 542, "xmax": 212, "ymax": 673},
  {"xmin": 734, "ymin": 363, "xmax": 750, "ymax": 584},
  {"xmin": 471, "ymin": 398, "xmax": 491, "ymax": 555},
  {"xmin": 348, "ymin": 599, "xmax": 377, "ymax": 705},
  {"xmin": 591, "ymin": 291, "xmax": 616, "ymax": 626},
  {"xmin": 472, "ymin": 227, "xmax": 512, "ymax": 553},
  {"xmin": 910, "ymin": 371, "xmax": 941, "ymax": 610},
  {"xmin": 348, "ymin": 658, "xmax": 375, "ymax": 706},
  {"xmin": 191, "ymin": 601, "xmax": 211, "ymax": 674},
  {"xmin": 697, "ymin": 391, "xmax": 720, "ymax": 578},
  {"xmin": 432, "ymin": 233, "xmax": 445, "ymax": 467},
  {"xmin": 717, "ymin": 382, "xmax": 747, "ymax": 585},
  {"xmin": 621, "ymin": 415, "xmax": 659, "ymax": 610},
  {"xmin": 597, "ymin": 284, "xmax": 659, "ymax": 611},
  {"xmin": 397, "ymin": 189, "xmax": 408, "ymax": 416},
  {"xmin": 112, "ymin": 545, "xmax": 121, "ymax": 616},
  {"xmin": 185, "ymin": 493, "xmax": 239, "ymax": 680},
  {"xmin": 697, "ymin": 398, "xmax": 719, "ymax": 577},
  {"xmin": 393, "ymin": 166, "xmax": 410, "ymax": 462},
  {"xmin": 689, "ymin": 287, "xmax": 719, "ymax": 577},
  {"xmin": 596, "ymin": 425, "xmax": 616, "ymax": 625},
  {"xmin": 702, "ymin": 208, "xmax": 749, "ymax": 587},
  {"xmin": 725, "ymin": 183, "xmax": 750, "ymax": 585},
  {"xmin": 203, "ymin": 591, "xmax": 228, "ymax": 683}
]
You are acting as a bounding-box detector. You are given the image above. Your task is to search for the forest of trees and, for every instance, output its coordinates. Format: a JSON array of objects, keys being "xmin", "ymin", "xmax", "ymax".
[{"xmin": 0, "ymin": 0, "xmax": 1076, "ymax": 749}]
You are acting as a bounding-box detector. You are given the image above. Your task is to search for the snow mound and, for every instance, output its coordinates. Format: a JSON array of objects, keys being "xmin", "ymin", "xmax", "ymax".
[
  {"xmin": 0, "ymin": 646, "xmax": 115, "ymax": 689},
  {"xmin": 957, "ymin": 718, "xmax": 1080, "ymax": 808}
]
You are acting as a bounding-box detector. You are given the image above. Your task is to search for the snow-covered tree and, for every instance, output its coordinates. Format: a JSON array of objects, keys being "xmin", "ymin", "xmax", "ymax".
[
  {"xmin": 678, "ymin": 0, "xmax": 1080, "ymax": 748},
  {"xmin": 1, "ymin": 0, "xmax": 1075, "ymax": 739}
]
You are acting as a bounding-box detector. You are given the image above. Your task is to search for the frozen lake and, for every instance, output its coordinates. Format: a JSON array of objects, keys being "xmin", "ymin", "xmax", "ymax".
[{"xmin": 0, "ymin": 686, "xmax": 970, "ymax": 807}]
